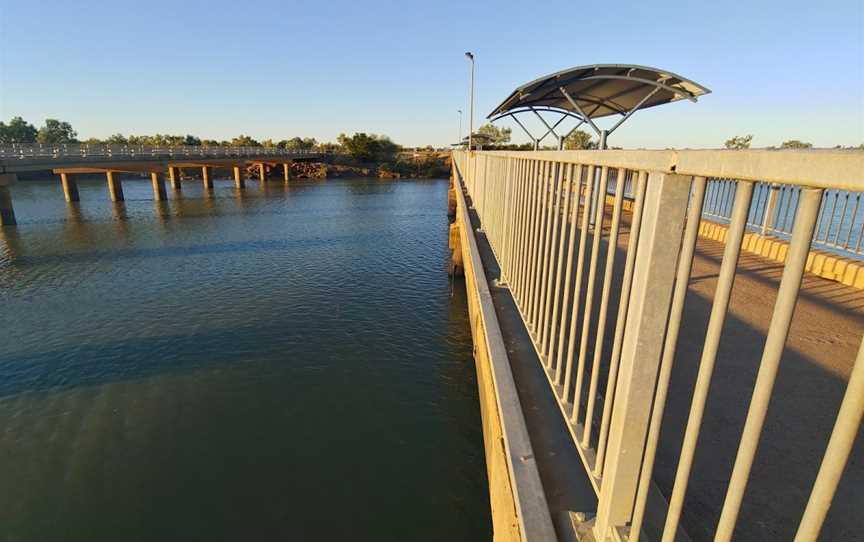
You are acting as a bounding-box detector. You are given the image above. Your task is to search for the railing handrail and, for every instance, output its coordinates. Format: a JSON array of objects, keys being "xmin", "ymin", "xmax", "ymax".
[
  {"xmin": 0, "ymin": 143, "xmax": 327, "ymax": 161},
  {"xmin": 475, "ymin": 149, "xmax": 864, "ymax": 190}
]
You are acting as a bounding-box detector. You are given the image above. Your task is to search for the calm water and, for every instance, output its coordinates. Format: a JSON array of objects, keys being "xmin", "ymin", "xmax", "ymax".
[{"xmin": 0, "ymin": 177, "xmax": 490, "ymax": 541}]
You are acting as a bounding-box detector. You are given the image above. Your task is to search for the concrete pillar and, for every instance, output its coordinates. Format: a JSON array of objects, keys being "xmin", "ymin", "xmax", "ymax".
[
  {"xmin": 202, "ymin": 166, "xmax": 213, "ymax": 190},
  {"xmin": 150, "ymin": 172, "xmax": 167, "ymax": 201},
  {"xmin": 168, "ymin": 166, "xmax": 181, "ymax": 191},
  {"xmin": 233, "ymin": 166, "xmax": 245, "ymax": 189},
  {"xmin": 447, "ymin": 175, "xmax": 457, "ymax": 220},
  {"xmin": 283, "ymin": 163, "xmax": 290, "ymax": 182},
  {"xmin": 60, "ymin": 172, "xmax": 80, "ymax": 202},
  {"xmin": 448, "ymin": 221, "xmax": 463, "ymax": 276},
  {"xmin": 106, "ymin": 171, "xmax": 124, "ymax": 202},
  {"xmin": 0, "ymin": 175, "xmax": 16, "ymax": 226},
  {"xmin": 258, "ymin": 163, "xmax": 266, "ymax": 182}
]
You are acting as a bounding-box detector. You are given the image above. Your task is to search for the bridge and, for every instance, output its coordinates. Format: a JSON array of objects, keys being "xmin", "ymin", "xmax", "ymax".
[
  {"xmin": 0, "ymin": 144, "xmax": 324, "ymax": 225},
  {"xmin": 448, "ymin": 147, "xmax": 863, "ymax": 541}
]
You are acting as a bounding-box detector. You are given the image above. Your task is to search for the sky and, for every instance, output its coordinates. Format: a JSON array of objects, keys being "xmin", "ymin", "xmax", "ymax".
[{"xmin": 0, "ymin": 0, "xmax": 862, "ymax": 149}]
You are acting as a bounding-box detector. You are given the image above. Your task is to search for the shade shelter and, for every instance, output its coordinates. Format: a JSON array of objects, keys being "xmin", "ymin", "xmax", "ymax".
[{"xmin": 488, "ymin": 64, "xmax": 710, "ymax": 148}]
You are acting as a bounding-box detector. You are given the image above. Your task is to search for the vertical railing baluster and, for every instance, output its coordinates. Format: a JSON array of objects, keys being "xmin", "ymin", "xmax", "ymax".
[
  {"xmin": 561, "ymin": 165, "xmax": 596, "ymax": 402},
  {"xmin": 714, "ymin": 187, "xmax": 823, "ymax": 541},
  {"xmin": 662, "ymin": 181, "xmax": 755, "ymax": 542},
  {"xmin": 594, "ymin": 171, "xmax": 647, "ymax": 476},
  {"xmin": 794, "ymin": 336, "xmax": 864, "ymax": 541},
  {"xmin": 582, "ymin": 167, "xmax": 627, "ymax": 446},
  {"xmin": 545, "ymin": 163, "xmax": 574, "ymax": 368},
  {"xmin": 571, "ymin": 165, "xmax": 610, "ymax": 424}
]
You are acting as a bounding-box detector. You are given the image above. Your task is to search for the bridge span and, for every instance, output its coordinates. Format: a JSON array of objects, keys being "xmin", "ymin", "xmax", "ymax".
[
  {"xmin": 449, "ymin": 149, "xmax": 864, "ymax": 541},
  {"xmin": 0, "ymin": 144, "xmax": 324, "ymax": 225}
]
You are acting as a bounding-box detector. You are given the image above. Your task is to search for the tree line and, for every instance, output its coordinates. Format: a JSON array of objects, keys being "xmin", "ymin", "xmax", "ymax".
[
  {"xmin": 724, "ymin": 134, "xmax": 862, "ymax": 150},
  {"xmin": 1, "ymin": 115, "xmax": 426, "ymax": 164}
]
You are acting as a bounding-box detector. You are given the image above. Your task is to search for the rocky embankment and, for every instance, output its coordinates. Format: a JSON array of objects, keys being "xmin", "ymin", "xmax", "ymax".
[{"xmin": 246, "ymin": 162, "xmax": 401, "ymax": 179}]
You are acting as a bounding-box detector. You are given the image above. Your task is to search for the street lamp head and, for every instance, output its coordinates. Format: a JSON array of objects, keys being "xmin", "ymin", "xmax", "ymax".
[{"xmin": 465, "ymin": 52, "xmax": 474, "ymax": 60}]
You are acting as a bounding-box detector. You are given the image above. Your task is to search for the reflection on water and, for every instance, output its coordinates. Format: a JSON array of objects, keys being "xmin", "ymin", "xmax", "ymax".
[{"xmin": 0, "ymin": 177, "xmax": 490, "ymax": 541}]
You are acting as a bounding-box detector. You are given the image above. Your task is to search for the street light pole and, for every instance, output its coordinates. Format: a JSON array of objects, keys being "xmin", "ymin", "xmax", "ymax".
[
  {"xmin": 457, "ymin": 109, "xmax": 463, "ymax": 147},
  {"xmin": 465, "ymin": 52, "xmax": 474, "ymax": 151}
]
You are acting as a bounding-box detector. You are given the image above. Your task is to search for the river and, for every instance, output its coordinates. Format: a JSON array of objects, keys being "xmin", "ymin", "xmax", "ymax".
[{"xmin": 0, "ymin": 176, "xmax": 491, "ymax": 540}]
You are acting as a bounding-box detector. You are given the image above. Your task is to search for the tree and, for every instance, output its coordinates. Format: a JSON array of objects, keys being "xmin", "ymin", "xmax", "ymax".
[
  {"xmin": 231, "ymin": 134, "xmax": 260, "ymax": 147},
  {"xmin": 0, "ymin": 116, "xmax": 38, "ymax": 143},
  {"xmin": 317, "ymin": 142, "xmax": 340, "ymax": 153},
  {"xmin": 476, "ymin": 123, "xmax": 511, "ymax": 145},
  {"xmin": 563, "ymin": 129, "xmax": 596, "ymax": 150},
  {"xmin": 36, "ymin": 118, "xmax": 78, "ymax": 144},
  {"xmin": 337, "ymin": 133, "xmax": 400, "ymax": 162},
  {"xmin": 183, "ymin": 134, "xmax": 202, "ymax": 146},
  {"xmin": 279, "ymin": 137, "xmax": 317, "ymax": 150},
  {"xmin": 724, "ymin": 134, "xmax": 753, "ymax": 149},
  {"xmin": 780, "ymin": 139, "xmax": 813, "ymax": 149},
  {"xmin": 107, "ymin": 133, "xmax": 128, "ymax": 145}
]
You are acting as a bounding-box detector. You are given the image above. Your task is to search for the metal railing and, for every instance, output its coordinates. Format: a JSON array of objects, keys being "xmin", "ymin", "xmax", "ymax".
[
  {"xmin": 703, "ymin": 180, "xmax": 864, "ymax": 257},
  {"xmin": 0, "ymin": 143, "xmax": 321, "ymax": 161},
  {"xmin": 452, "ymin": 149, "xmax": 864, "ymax": 542}
]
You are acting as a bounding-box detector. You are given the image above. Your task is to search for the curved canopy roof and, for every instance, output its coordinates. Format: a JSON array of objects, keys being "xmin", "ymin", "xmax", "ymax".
[{"xmin": 488, "ymin": 64, "xmax": 710, "ymax": 121}]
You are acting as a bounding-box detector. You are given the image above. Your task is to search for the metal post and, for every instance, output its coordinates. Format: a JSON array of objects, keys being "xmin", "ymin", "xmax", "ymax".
[
  {"xmin": 794, "ymin": 336, "xmax": 864, "ymax": 541},
  {"xmin": 593, "ymin": 171, "xmax": 693, "ymax": 540},
  {"xmin": 714, "ymin": 187, "xmax": 823, "ymax": 540},
  {"xmin": 598, "ymin": 130, "xmax": 608, "ymax": 150},
  {"xmin": 465, "ymin": 52, "xmax": 475, "ymax": 151},
  {"xmin": 761, "ymin": 183, "xmax": 780, "ymax": 235}
]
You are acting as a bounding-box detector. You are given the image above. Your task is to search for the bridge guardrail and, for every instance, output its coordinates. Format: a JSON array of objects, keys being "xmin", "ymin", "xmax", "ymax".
[
  {"xmin": 0, "ymin": 143, "xmax": 322, "ymax": 161},
  {"xmin": 452, "ymin": 149, "xmax": 863, "ymax": 541}
]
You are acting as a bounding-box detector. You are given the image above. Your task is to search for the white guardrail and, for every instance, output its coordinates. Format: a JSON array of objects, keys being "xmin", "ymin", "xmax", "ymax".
[{"xmin": 0, "ymin": 143, "xmax": 321, "ymax": 161}]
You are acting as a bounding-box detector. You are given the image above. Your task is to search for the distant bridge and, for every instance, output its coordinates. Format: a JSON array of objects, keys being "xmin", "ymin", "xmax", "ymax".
[{"xmin": 0, "ymin": 144, "xmax": 326, "ymax": 224}]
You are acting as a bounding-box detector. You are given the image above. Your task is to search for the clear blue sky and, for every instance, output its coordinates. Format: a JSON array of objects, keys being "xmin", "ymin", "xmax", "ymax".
[{"xmin": 1, "ymin": 0, "xmax": 861, "ymax": 148}]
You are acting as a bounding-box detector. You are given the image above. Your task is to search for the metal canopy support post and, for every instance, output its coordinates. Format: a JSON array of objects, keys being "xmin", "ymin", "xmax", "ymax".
[
  {"xmin": 530, "ymin": 107, "xmax": 566, "ymax": 144},
  {"xmin": 560, "ymin": 87, "xmax": 603, "ymax": 138},
  {"xmin": 510, "ymin": 114, "xmax": 538, "ymax": 150},
  {"xmin": 606, "ymin": 87, "xmax": 662, "ymax": 135}
]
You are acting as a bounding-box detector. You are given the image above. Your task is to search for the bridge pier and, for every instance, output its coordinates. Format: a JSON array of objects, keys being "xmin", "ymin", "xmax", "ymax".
[
  {"xmin": 150, "ymin": 172, "xmax": 167, "ymax": 201},
  {"xmin": 448, "ymin": 221, "xmax": 463, "ymax": 276},
  {"xmin": 0, "ymin": 174, "xmax": 16, "ymax": 226},
  {"xmin": 283, "ymin": 163, "xmax": 291, "ymax": 182},
  {"xmin": 106, "ymin": 171, "xmax": 124, "ymax": 202},
  {"xmin": 202, "ymin": 166, "xmax": 212, "ymax": 190},
  {"xmin": 168, "ymin": 166, "xmax": 181, "ymax": 191},
  {"xmin": 258, "ymin": 163, "xmax": 266, "ymax": 182},
  {"xmin": 233, "ymin": 166, "xmax": 245, "ymax": 189},
  {"xmin": 60, "ymin": 172, "xmax": 80, "ymax": 202}
]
